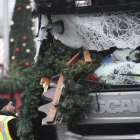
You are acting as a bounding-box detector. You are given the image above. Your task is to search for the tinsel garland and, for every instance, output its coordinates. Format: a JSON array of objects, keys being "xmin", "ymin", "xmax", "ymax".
[{"xmin": 17, "ymin": 43, "xmax": 101, "ymax": 140}]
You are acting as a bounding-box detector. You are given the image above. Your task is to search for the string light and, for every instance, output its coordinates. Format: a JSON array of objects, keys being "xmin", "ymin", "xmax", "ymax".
[
  {"xmin": 25, "ymin": 62, "xmax": 30, "ymax": 66},
  {"xmin": 17, "ymin": 7, "xmax": 22, "ymax": 11},
  {"xmin": 32, "ymin": 19, "xmax": 35, "ymax": 22},
  {"xmin": 22, "ymin": 43, "xmax": 26, "ymax": 47},
  {"xmin": 26, "ymin": 5, "xmax": 31, "ymax": 9},
  {"xmin": 10, "ymin": 38, "xmax": 14, "ymax": 42},
  {"xmin": 11, "ymin": 21, "xmax": 14, "ymax": 25},
  {"xmin": 26, "ymin": 49, "xmax": 30, "ymax": 53},
  {"xmin": 23, "ymin": 36, "xmax": 27, "ymax": 40},
  {"xmin": 15, "ymin": 48, "xmax": 19, "ymax": 52},
  {"xmin": 11, "ymin": 56, "xmax": 15, "ymax": 60},
  {"xmin": 31, "ymin": 27, "xmax": 35, "ymax": 30}
]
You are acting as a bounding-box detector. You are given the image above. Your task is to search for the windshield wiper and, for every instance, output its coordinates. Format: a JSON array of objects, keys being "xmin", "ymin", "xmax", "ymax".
[
  {"xmin": 80, "ymin": 79, "xmax": 112, "ymax": 89},
  {"xmin": 120, "ymin": 74, "xmax": 140, "ymax": 77}
]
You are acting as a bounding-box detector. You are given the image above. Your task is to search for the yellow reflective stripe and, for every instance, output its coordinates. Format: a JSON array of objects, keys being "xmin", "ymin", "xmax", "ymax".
[
  {"xmin": 1, "ymin": 116, "xmax": 8, "ymax": 140},
  {"xmin": 4, "ymin": 122, "xmax": 12, "ymax": 140},
  {"xmin": 4, "ymin": 116, "xmax": 15, "ymax": 140},
  {"xmin": 0, "ymin": 120, "xmax": 3, "ymax": 140},
  {"xmin": 0, "ymin": 132, "xmax": 3, "ymax": 140},
  {"xmin": 0, "ymin": 121, "xmax": 1, "ymax": 131}
]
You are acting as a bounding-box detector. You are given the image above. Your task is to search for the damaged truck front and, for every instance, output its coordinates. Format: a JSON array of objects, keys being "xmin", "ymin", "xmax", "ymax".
[{"xmin": 33, "ymin": 0, "xmax": 140, "ymax": 139}]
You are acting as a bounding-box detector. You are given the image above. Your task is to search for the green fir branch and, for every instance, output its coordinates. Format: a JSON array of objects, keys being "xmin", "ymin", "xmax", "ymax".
[{"xmin": 17, "ymin": 43, "xmax": 101, "ymax": 140}]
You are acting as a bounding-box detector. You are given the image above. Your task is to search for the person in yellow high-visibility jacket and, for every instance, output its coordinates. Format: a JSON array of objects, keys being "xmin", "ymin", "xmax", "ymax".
[{"xmin": 0, "ymin": 97, "xmax": 19, "ymax": 140}]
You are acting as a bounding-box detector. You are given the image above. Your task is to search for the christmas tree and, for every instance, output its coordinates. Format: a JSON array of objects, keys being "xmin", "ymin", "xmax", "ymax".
[{"xmin": 10, "ymin": 0, "xmax": 35, "ymax": 69}]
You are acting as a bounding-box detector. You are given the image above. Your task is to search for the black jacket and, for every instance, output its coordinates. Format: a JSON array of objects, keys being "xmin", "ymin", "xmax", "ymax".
[{"xmin": 0, "ymin": 111, "xmax": 20, "ymax": 140}]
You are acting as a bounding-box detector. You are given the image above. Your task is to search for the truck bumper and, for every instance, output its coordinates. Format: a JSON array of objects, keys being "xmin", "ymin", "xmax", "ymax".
[
  {"xmin": 81, "ymin": 135, "xmax": 140, "ymax": 140},
  {"xmin": 57, "ymin": 125, "xmax": 140, "ymax": 140},
  {"xmin": 60, "ymin": 130, "xmax": 140, "ymax": 140}
]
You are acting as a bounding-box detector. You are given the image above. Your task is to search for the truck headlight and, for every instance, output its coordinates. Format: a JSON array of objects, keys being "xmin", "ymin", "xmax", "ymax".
[{"xmin": 75, "ymin": 0, "xmax": 92, "ymax": 7}]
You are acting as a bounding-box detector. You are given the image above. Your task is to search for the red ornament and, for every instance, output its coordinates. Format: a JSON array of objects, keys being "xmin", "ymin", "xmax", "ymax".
[
  {"xmin": 29, "ymin": 0, "xmax": 32, "ymax": 3},
  {"xmin": 15, "ymin": 48, "xmax": 19, "ymax": 52},
  {"xmin": 25, "ymin": 62, "xmax": 30, "ymax": 66},
  {"xmin": 23, "ymin": 36, "xmax": 27, "ymax": 40},
  {"xmin": 17, "ymin": 7, "xmax": 22, "ymax": 11},
  {"xmin": 32, "ymin": 24, "xmax": 35, "ymax": 27}
]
